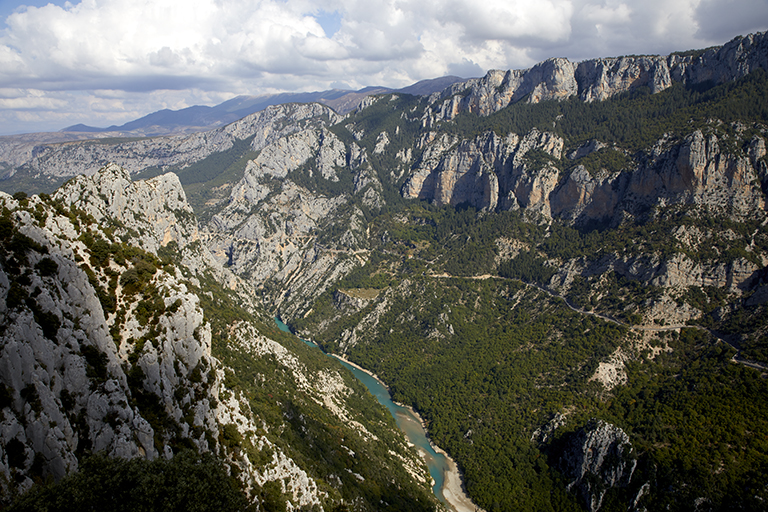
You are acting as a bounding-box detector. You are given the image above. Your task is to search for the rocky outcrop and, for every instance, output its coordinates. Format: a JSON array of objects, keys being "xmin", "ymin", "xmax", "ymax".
[
  {"xmin": 402, "ymin": 128, "xmax": 564, "ymax": 214},
  {"xmin": 404, "ymin": 127, "xmax": 766, "ymax": 225},
  {"xmin": 4, "ymin": 34, "xmax": 766, "ymax": 188},
  {"xmin": 430, "ymin": 32, "xmax": 768, "ymax": 120},
  {"xmin": 2, "ymin": 103, "xmax": 342, "ymax": 179},
  {"xmin": 0, "ymin": 180, "xmax": 221, "ymax": 495},
  {"xmin": 559, "ymin": 420, "xmax": 637, "ymax": 512},
  {"xmin": 333, "ymin": 290, "xmax": 373, "ymax": 315}
]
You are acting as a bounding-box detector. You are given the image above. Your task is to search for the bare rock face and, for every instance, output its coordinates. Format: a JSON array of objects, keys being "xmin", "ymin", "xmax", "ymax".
[
  {"xmin": 576, "ymin": 56, "xmax": 673, "ymax": 102},
  {"xmin": 559, "ymin": 420, "xmax": 637, "ymax": 512},
  {"xmin": 204, "ymin": 124, "xmax": 379, "ymax": 318},
  {"xmin": 405, "ymin": 125, "xmax": 766, "ymax": 227},
  {"xmin": 2, "ymin": 103, "xmax": 342, "ymax": 180},
  {"xmin": 550, "ymin": 165, "xmax": 623, "ymax": 222},
  {"xmin": 402, "ymin": 128, "xmax": 564, "ymax": 214},
  {"xmin": 0, "ymin": 179, "xmax": 220, "ymax": 495},
  {"xmin": 332, "ymin": 290, "xmax": 373, "ymax": 315},
  {"xmin": 430, "ymin": 32, "xmax": 768, "ymax": 120}
]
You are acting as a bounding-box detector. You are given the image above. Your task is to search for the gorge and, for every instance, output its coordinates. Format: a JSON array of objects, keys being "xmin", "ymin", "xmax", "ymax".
[
  {"xmin": 1, "ymin": 31, "xmax": 768, "ymax": 512},
  {"xmin": 275, "ymin": 317, "xmax": 475, "ymax": 512}
]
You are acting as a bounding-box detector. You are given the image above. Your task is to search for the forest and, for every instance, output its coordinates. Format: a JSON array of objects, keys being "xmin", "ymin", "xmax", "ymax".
[
  {"xmin": 3, "ymin": 57, "xmax": 768, "ymax": 512},
  {"xmin": 294, "ymin": 199, "xmax": 768, "ymax": 510}
]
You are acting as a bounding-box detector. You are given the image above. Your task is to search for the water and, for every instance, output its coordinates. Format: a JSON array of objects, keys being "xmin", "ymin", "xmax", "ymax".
[{"xmin": 275, "ymin": 318, "xmax": 452, "ymax": 505}]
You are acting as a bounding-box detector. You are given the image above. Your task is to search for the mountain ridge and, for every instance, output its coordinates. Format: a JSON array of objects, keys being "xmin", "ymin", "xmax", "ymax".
[
  {"xmin": 58, "ymin": 77, "xmax": 467, "ymax": 137},
  {"xmin": 0, "ymin": 164, "xmax": 438, "ymax": 510},
  {"xmin": 2, "ymin": 31, "xmax": 768, "ymax": 512}
]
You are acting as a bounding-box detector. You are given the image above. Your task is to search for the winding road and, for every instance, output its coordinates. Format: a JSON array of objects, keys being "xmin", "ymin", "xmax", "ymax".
[{"xmin": 429, "ymin": 272, "xmax": 768, "ymax": 372}]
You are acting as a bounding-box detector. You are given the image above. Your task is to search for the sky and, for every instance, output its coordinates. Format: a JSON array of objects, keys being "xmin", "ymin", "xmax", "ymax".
[{"xmin": 0, "ymin": 0, "xmax": 767, "ymax": 135}]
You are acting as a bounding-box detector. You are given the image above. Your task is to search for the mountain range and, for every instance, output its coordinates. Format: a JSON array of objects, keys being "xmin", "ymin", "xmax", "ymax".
[
  {"xmin": 1, "ymin": 31, "xmax": 768, "ymax": 512},
  {"xmin": 59, "ymin": 76, "xmax": 467, "ymax": 137}
]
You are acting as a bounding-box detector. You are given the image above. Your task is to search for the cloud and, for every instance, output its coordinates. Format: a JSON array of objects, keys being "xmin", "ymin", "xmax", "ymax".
[
  {"xmin": 0, "ymin": 0, "xmax": 766, "ymax": 133},
  {"xmin": 440, "ymin": 0, "xmax": 575, "ymax": 44},
  {"xmin": 314, "ymin": 9, "xmax": 342, "ymax": 37},
  {"xmin": 695, "ymin": 0, "xmax": 768, "ymax": 41}
]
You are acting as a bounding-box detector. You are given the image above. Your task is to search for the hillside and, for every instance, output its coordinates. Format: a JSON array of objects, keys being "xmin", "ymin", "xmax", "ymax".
[
  {"xmin": 2, "ymin": 31, "xmax": 768, "ymax": 512},
  {"xmin": 0, "ymin": 166, "xmax": 436, "ymax": 510}
]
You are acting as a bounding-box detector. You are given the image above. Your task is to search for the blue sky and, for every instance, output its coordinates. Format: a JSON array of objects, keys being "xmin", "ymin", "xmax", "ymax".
[
  {"xmin": 1, "ymin": 0, "xmax": 767, "ymax": 135},
  {"xmin": 0, "ymin": 0, "xmax": 65, "ymax": 26}
]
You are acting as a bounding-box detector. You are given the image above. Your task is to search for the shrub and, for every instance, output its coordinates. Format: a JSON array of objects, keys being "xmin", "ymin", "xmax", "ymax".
[
  {"xmin": 35, "ymin": 257, "xmax": 59, "ymax": 277},
  {"xmin": 7, "ymin": 451, "xmax": 250, "ymax": 512}
]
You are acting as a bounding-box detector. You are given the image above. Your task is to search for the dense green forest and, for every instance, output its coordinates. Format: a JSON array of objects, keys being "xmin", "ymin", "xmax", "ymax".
[
  {"xmin": 294, "ymin": 202, "xmax": 768, "ymax": 510},
  {"xmin": 440, "ymin": 68, "xmax": 768, "ymax": 154},
  {"xmin": 6, "ymin": 451, "xmax": 252, "ymax": 512},
  {"xmin": 4, "ymin": 56, "xmax": 768, "ymax": 512}
]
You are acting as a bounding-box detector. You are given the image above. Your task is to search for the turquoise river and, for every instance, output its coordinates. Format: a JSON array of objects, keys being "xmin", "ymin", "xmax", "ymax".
[{"xmin": 275, "ymin": 319, "xmax": 453, "ymax": 506}]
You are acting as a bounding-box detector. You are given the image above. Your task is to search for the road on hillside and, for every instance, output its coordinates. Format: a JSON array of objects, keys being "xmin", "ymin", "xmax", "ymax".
[{"xmin": 429, "ymin": 272, "xmax": 768, "ymax": 372}]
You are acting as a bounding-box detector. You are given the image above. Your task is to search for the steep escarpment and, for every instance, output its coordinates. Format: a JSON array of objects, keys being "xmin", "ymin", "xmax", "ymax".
[
  {"xmin": 0, "ymin": 165, "xmax": 436, "ymax": 511},
  {"xmin": 404, "ymin": 124, "xmax": 766, "ymax": 225},
  {"xmin": 0, "ymin": 103, "xmax": 342, "ymax": 191},
  {"xmin": 428, "ymin": 31, "xmax": 768, "ymax": 120},
  {"xmin": 2, "ymin": 32, "xmax": 768, "ymax": 512},
  {"xmin": 203, "ymin": 125, "xmax": 380, "ymax": 317}
]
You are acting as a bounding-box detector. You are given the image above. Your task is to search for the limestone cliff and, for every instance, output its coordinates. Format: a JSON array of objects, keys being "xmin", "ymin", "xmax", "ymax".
[
  {"xmin": 402, "ymin": 128, "xmax": 564, "ymax": 214},
  {"xmin": 559, "ymin": 420, "xmax": 637, "ymax": 512},
  {"xmin": 429, "ymin": 32, "xmax": 768, "ymax": 120},
  {"xmin": 0, "ymin": 165, "xmax": 434, "ymax": 510},
  {"xmin": 204, "ymin": 126, "xmax": 378, "ymax": 318},
  {"xmin": 403, "ymin": 126, "xmax": 766, "ymax": 226}
]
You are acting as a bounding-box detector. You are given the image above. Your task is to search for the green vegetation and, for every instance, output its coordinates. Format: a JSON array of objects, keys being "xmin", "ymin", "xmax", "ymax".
[
  {"xmin": 440, "ymin": 68, "xmax": 768, "ymax": 153},
  {"xmin": 568, "ymin": 147, "xmax": 633, "ymax": 176},
  {"xmin": 596, "ymin": 330, "xmax": 768, "ymax": 511},
  {"xmin": 329, "ymin": 93, "xmax": 426, "ymax": 207},
  {"xmin": 303, "ymin": 277, "xmax": 625, "ymax": 511},
  {"xmin": 177, "ymin": 136, "xmax": 259, "ymax": 216},
  {"xmin": 0, "ymin": 169, "xmax": 66, "ymax": 196},
  {"xmin": 7, "ymin": 451, "xmax": 251, "ymax": 512},
  {"xmin": 286, "ymin": 158, "xmax": 356, "ymax": 198},
  {"xmin": 294, "ymin": 190, "xmax": 768, "ymax": 511},
  {"xmin": 195, "ymin": 273, "xmax": 437, "ymax": 511},
  {"xmin": 498, "ymin": 248, "xmax": 555, "ymax": 283}
]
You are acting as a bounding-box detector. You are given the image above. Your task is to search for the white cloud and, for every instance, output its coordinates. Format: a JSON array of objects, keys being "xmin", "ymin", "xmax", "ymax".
[
  {"xmin": 695, "ymin": 0, "xmax": 768, "ymax": 41},
  {"xmin": 440, "ymin": 0, "xmax": 575, "ymax": 44},
  {"xmin": 0, "ymin": 0, "xmax": 766, "ymax": 133}
]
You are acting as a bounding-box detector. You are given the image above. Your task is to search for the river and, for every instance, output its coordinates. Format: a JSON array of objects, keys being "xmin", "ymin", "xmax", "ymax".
[{"xmin": 275, "ymin": 319, "xmax": 474, "ymax": 511}]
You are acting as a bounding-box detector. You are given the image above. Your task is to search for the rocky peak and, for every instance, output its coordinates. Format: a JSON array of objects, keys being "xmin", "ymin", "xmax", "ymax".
[
  {"xmin": 2, "ymin": 102, "xmax": 343, "ymax": 182},
  {"xmin": 54, "ymin": 164, "xmax": 197, "ymax": 252},
  {"xmin": 429, "ymin": 32, "xmax": 768, "ymax": 120},
  {"xmin": 559, "ymin": 419, "xmax": 637, "ymax": 512}
]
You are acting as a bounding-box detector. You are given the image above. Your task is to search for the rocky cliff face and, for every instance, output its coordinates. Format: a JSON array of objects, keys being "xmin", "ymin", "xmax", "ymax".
[
  {"xmin": 0, "ymin": 170, "xmax": 221, "ymax": 494},
  {"xmin": 403, "ymin": 126, "xmax": 766, "ymax": 226},
  {"xmin": 203, "ymin": 124, "xmax": 380, "ymax": 318},
  {"xmin": 0, "ymin": 165, "xmax": 433, "ymax": 509},
  {"xmin": 0, "ymin": 103, "xmax": 342, "ymax": 180},
  {"xmin": 428, "ymin": 32, "xmax": 768, "ymax": 120},
  {"xmin": 402, "ymin": 128, "xmax": 564, "ymax": 215},
  {"xmin": 559, "ymin": 420, "xmax": 637, "ymax": 512}
]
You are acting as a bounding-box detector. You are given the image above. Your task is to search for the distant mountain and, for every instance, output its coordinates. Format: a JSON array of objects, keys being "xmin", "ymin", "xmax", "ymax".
[
  {"xmin": 4, "ymin": 32, "xmax": 768, "ymax": 512},
  {"xmin": 60, "ymin": 77, "xmax": 467, "ymax": 137}
]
